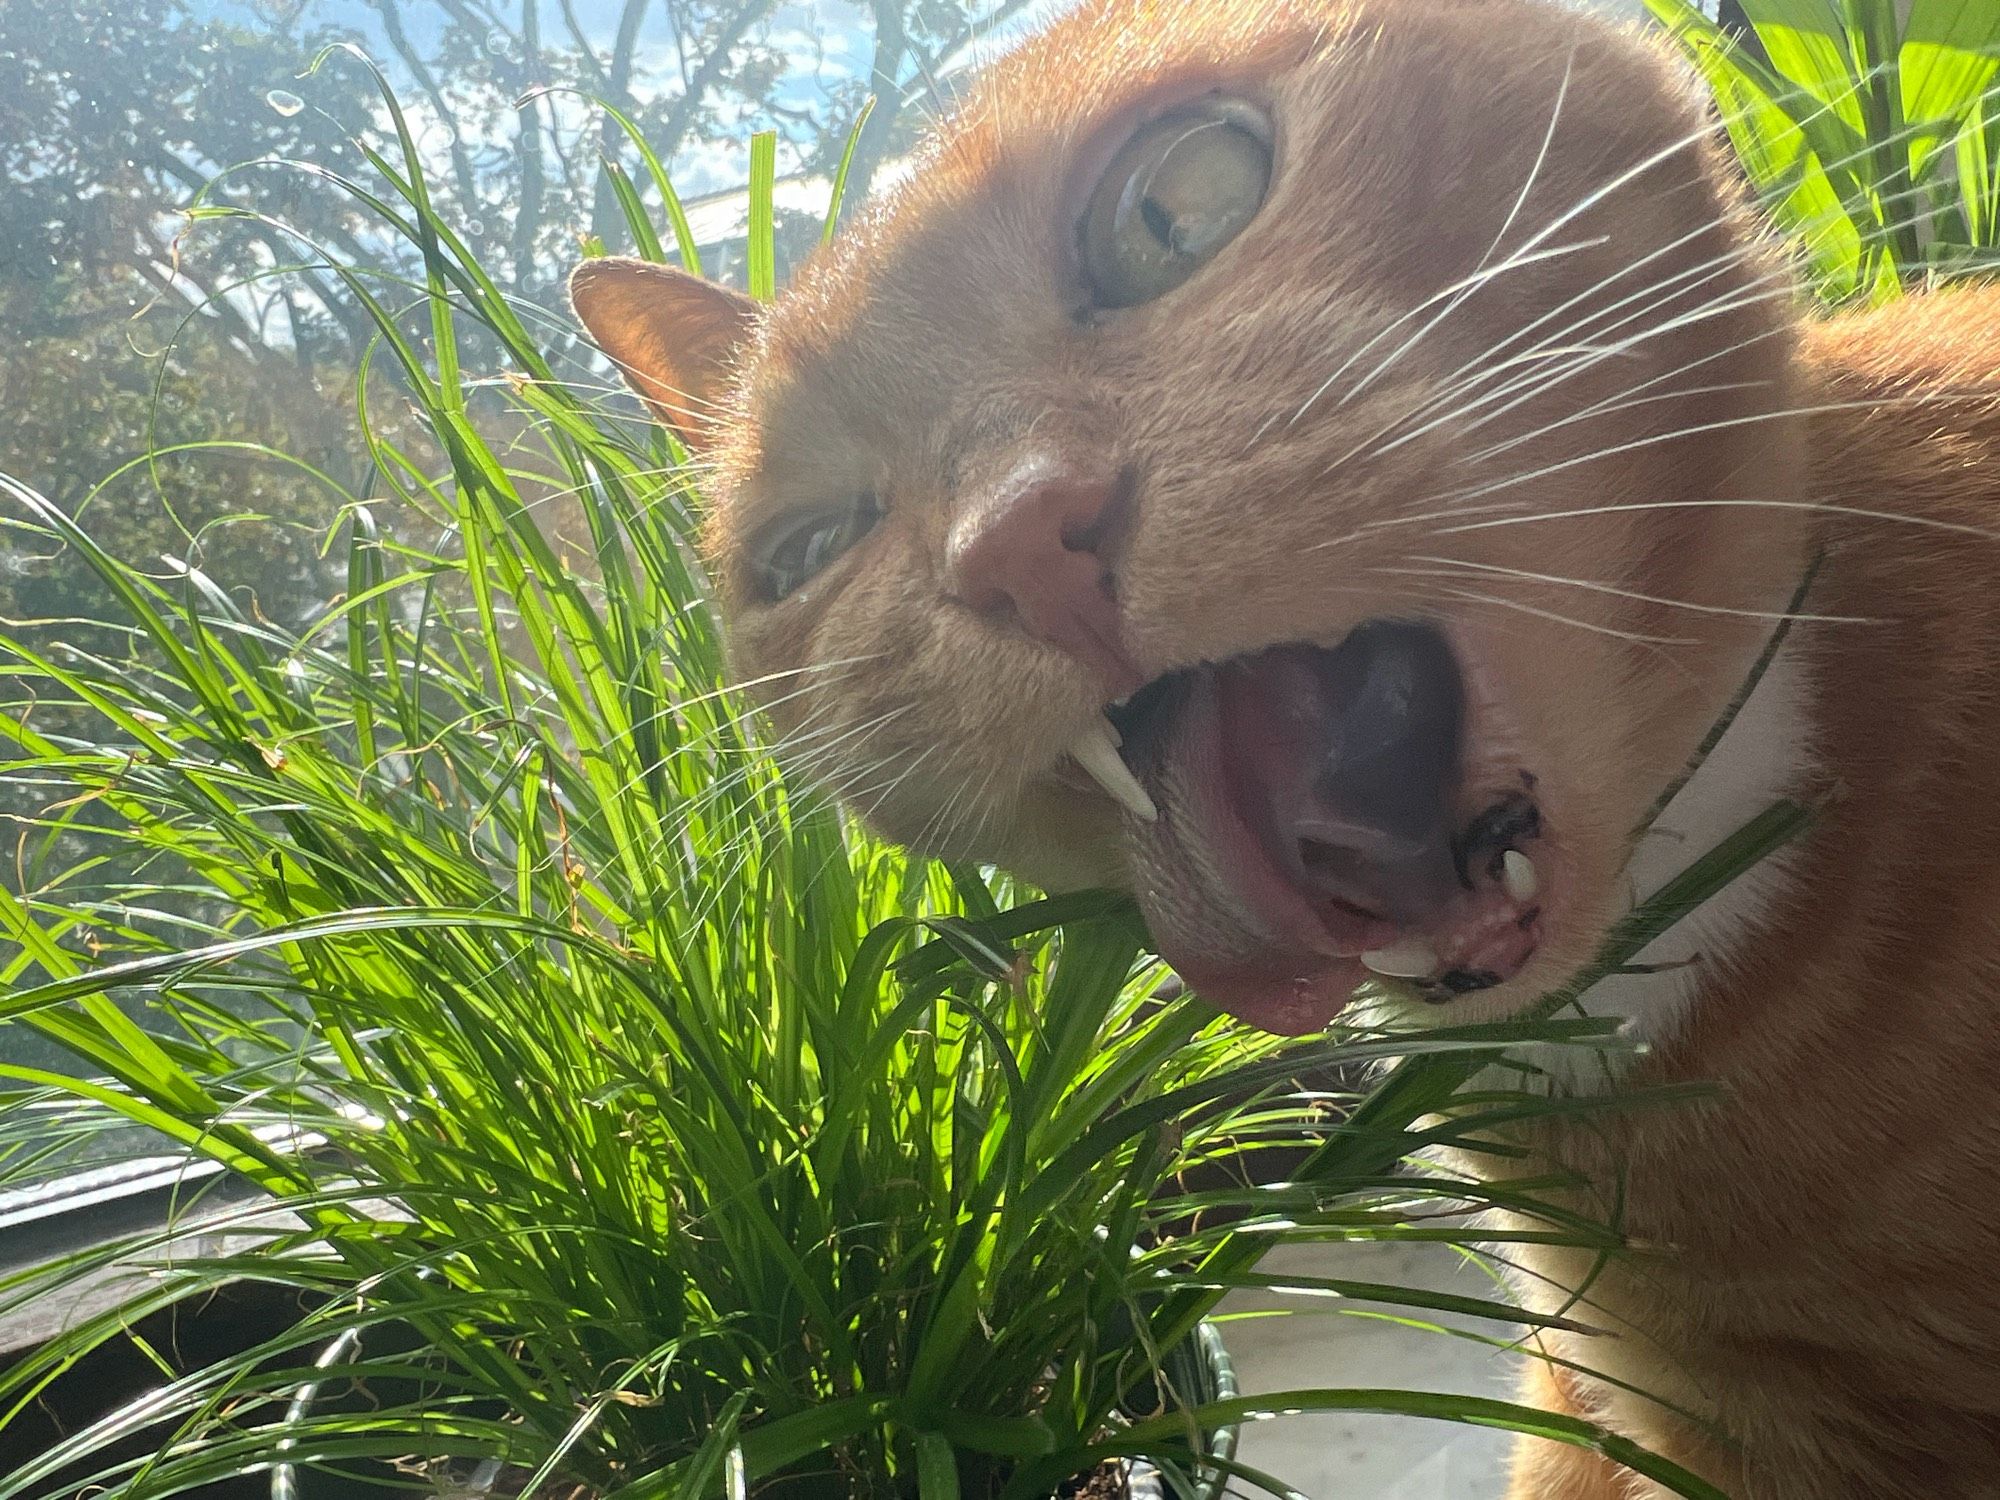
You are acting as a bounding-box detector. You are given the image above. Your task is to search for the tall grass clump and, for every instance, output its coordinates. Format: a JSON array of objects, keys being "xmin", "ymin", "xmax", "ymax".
[
  {"xmin": 0, "ymin": 45, "xmax": 1790, "ymax": 1500},
  {"xmin": 1648, "ymin": 0, "xmax": 2000, "ymax": 301}
]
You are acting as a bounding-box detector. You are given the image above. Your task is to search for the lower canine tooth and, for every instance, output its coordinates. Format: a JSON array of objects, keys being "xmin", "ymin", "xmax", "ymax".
[
  {"xmin": 1360, "ymin": 939, "xmax": 1439, "ymax": 979},
  {"xmin": 1501, "ymin": 849, "xmax": 1540, "ymax": 902}
]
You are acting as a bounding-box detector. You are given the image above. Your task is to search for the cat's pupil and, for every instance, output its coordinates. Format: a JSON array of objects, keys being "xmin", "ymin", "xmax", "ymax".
[{"xmin": 1139, "ymin": 195, "xmax": 1176, "ymax": 249}]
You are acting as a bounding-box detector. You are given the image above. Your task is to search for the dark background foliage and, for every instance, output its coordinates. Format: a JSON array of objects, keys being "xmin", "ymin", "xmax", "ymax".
[{"xmin": 0, "ymin": 0, "xmax": 1039, "ymax": 643}]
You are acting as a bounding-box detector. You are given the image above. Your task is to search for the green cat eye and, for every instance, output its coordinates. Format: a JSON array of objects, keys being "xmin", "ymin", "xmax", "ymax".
[
  {"xmin": 1078, "ymin": 98, "xmax": 1273, "ymax": 310},
  {"xmin": 753, "ymin": 494, "xmax": 882, "ymax": 601}
]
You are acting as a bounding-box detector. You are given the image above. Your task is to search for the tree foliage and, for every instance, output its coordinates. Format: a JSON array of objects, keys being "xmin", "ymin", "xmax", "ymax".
[
  {"xmin": 0, "ymin": 0, "xmax": 1033, "ymax": 935},
  {"xmin": 0, "ymin": 0, "xmax": 1037, "ymax": 635}
]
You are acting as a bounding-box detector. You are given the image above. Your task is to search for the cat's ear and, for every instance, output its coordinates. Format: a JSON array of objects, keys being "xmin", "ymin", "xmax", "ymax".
[{"xmin": 568, "ymin": 258, "xmax": 759, "ymax": 451}]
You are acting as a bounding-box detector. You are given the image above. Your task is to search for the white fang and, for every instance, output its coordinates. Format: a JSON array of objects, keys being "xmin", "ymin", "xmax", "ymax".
[
  {"xmin": 1502, "ymin": 849, "xmax": 1540, "ymax": 902},
  {"xmin": 1071, "ymin": 718, "xmax": 1158, "ymax": 822},
  {"xmin": 1360, "ymin": 938, "xmax": 1439, "ymax": 979}
]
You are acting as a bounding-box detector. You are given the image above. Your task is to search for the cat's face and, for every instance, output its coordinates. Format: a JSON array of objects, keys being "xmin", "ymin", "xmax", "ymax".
[{"xmin": 572, "ymin": 0, "xmax": 1810, "ymax": 1034}]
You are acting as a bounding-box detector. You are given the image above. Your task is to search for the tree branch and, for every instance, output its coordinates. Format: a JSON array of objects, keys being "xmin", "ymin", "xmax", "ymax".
[
  {"xmin": 146, "ymin": 147, "xmax": 377, "ymax": 359},
  {"xmin": 129, "ymin": 256, "xmax": 271, "ymax": 365},
  {"xmin": 366, "ymin": 0, "xmax": 483, "ymax": 210},
  {"xmin": 586, "ymin": 0, "xmax": 654, "ymax": 243},
  {"xmin": 649, "ymin": 0, "xmax": 777, "ymax": 173},
  {"xmin": 844, "ymin": 0, "xmax": 911, "ymax": 205},
  {"xmin": 513, "ymin": 0, "xmax": 549, "ymax": 287},
  {"xmin": 896, "ymin": 0, "xmax": 1041, "ymax": 126}
]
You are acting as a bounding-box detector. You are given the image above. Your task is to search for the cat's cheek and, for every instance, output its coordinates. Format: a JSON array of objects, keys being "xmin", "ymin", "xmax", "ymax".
[
  {"xmin": 990, "ymin": 825, "xmax": 1131, "ymax": 895},
  {"xmin": 979, "ymin": 787, "xmax": 1133, "ymax": 893},
  {"xmin": 879, "ymin": 782, "xmax": 1129, "ymax": 894}
]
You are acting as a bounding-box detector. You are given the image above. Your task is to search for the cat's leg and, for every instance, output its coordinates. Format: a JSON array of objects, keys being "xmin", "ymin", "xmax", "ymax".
[{"xmin": 1505, "ymin": 1361, "xmax": 1640, "ymax": 1500}]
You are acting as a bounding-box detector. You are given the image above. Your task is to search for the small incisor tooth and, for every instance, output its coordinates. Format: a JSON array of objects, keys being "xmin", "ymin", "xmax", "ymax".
[
  {"xmin": 1070, "ymin": 718, "xmax": 1158, "ymax": 822},
  {"xmin": 1360, "ymin": 937, "xmax": 1439, "ymax": 979},
  {"xmin": 1501, "ymin": 848, "xmax": 1540, "ymax": 903}
]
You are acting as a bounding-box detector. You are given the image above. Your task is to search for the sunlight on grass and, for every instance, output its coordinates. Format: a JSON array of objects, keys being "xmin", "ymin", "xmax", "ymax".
[{"xmin": 0, "ymin": 41, "xmax": 1823, "ymax": 1500}]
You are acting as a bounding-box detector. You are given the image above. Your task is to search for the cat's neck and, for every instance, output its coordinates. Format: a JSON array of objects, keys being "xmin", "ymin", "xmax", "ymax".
[
  {"xmin": 1543, "ymin": 286, "xmax": 2000, "ymax": 1091},
  {"xmin": 1556, "ymin": 286, "xmax": 2000, "ymax": 1093},
  {"xmin": 1538, "ymin": 631, "xmax": 1815, "ymax": 1091}
]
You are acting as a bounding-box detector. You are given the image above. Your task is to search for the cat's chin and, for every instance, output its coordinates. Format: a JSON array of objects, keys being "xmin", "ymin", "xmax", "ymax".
[
  {"xmin": 1161, "ymin": 955, "xmax": 1371, "ymax": 1038},
  {"xmin": 1108, "ymin": 619, "xmax": 1555, "ymax": 1034}
]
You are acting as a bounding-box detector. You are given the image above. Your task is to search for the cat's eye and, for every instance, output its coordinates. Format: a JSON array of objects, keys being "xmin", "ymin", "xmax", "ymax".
[
  {"xmin": 751, "ymin": 495, "xmax": 883, "ymax": 602},
  {"xmin": 1078, "ymin": 98, "xmax": 1273, "ymax": 310}
]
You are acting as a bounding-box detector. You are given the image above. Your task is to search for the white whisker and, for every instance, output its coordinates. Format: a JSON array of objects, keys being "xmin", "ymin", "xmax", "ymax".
[
  {"xmin": 1425, "ymin": 392, "xmax": 1991, "ymax": 513},
  {"xmin": 1389, "ymin": 556, "xmax": 1873, "ymax": 623},
  {"xmin": 1424, "ymin": 583, "xmax": 1700, "ymax": 646},
  {"xmin": 1427, "ymin": 497, "xmax": 2000, "ymax": 543}
]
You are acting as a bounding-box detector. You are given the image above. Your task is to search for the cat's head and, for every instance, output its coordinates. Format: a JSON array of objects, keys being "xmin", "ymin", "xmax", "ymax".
[{"xmin": 571, "ymin": 0, "xmax": 1809, "ymax": 1034}]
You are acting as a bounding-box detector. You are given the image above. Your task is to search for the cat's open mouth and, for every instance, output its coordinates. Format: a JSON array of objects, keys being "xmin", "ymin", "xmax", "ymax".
[{"xmin": 1082, "ymin": 619, "xmax": 1551, "ymax": 1034}]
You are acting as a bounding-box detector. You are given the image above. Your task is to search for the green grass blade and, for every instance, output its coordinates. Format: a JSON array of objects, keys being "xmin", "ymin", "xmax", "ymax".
[{"xmin": 747, "ymin": 131, "xmax": 778, "ymax": 302}]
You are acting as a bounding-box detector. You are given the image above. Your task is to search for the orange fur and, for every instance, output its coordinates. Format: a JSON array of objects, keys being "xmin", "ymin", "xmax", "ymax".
[
  {"xmin": 1514, "ymin": 1361, "xmax": 1639, "ymax": 1500},
  {"xmin": 1497, "ymin": 288, "xmax": 2000, "ymax": 1499},
  {"xmin": 571, "ymin": 1, "xmax": 2000, "ymax": 1492}
]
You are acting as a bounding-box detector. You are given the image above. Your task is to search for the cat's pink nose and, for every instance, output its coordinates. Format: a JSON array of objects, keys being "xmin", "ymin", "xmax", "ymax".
[{"xmin": 946, "ymin": 455, "xmax": 1142, "ymax": 696}]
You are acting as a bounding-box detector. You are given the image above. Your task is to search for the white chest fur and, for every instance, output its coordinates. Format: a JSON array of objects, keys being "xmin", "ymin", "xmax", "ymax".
[{"xmin": 1549, "ymin": 639, "xmax": 1815, "ymax": 1088}]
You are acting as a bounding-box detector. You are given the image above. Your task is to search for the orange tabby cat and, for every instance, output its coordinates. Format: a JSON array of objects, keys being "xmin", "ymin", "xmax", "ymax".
[{"xmin": 569, "ymin": 0, "xmax": 2000, "ymax": 1493}]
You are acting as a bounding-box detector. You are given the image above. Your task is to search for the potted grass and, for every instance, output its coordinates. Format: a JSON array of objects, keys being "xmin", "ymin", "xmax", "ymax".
[{"xmin": 0, "ymin": 53, "xmax": 1763, "ymax": 1500}]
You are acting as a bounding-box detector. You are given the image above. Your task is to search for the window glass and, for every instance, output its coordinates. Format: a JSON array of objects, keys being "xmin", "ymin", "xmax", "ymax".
[{"xmin": 0, "ymin": 0, "xmax": 1076, "ymax": 1194}]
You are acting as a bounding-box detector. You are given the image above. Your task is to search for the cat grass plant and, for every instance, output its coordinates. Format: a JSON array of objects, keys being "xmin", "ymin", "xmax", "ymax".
[
  {"xmin": 0, "ymin": 50, "xmax": 1778, "ymax": 1500},
  {"xmin": 1647, "ymin": 0, "xmax": 2000, "ymax": 302}
]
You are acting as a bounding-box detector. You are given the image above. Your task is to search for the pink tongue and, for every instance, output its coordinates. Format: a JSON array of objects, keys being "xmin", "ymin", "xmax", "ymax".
[
  {"xmin": 1216, "ymin": 624, "xmax": 1464, "ymax": 928},
  {"xmin": 1123, "ymin": 622, "xmax": 1467, "ymax": 1036}
]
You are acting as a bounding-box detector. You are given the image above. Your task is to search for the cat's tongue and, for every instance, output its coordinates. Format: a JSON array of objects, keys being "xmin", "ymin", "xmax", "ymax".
[{"xmin": 1118, "ymin": 623, "xmax": 1467, "ymax": 1034}]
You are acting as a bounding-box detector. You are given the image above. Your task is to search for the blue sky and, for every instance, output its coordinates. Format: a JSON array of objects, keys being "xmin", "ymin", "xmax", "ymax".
[{"xmin": 201, "ymin": 0, "xmax": 1077, "ymax": 196}]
